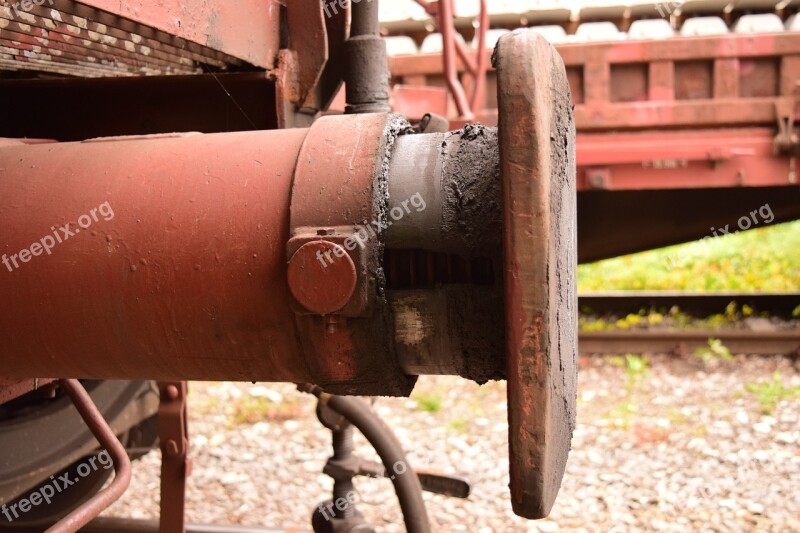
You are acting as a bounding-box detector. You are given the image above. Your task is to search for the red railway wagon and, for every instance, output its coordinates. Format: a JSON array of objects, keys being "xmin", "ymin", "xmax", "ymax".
[
  {"xmin": 380, "ymin": 0, "xmax": 800, "ymax": 261},
  {"xmin": 0, "ymin": 1, "xmax": 797, "ymax": 531}
]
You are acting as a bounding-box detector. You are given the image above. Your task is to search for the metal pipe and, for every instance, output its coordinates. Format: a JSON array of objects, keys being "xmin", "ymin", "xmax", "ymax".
[
  {"xmin": 301, "ymin": 385, "xmax": 431, "ymax": 533},
  {"xmin": 350, "ymin": 0, "xmax": 380, "ymax": 37},
  {"xmin": 470, "ymin": 0, "xmax": 489, "ymax": 112},
  {"xmin": 330, "ymin": 427, "xmax": 355, "ymax": 519},
  {"xmin": 438, "ymin": 0, "xmax": 473, "ymax": 119},
  {"xmin": 0, "ymin": 117, "xmax": 506, "ymax": 388},
  {"xmin": 345, "ymin": 0, "xmax": 391, "ymax": 113},
  {"xmin": 385, "ymin": 127, "xmax": 501, "ymax": 255},
  {"xmin": 47, "ymin": 380, "xmax": 132, "ymax": 533},
  {"xmin": 385, "ymin": 127, "xmax": 505, "ymax": 381},
  {"xmin": 0, "ymin": 129, "xmax": 311, "ymax": 382}
]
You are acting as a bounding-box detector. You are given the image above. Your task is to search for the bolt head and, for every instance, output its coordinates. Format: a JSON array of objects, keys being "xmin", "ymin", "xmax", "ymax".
[
  {"xmin": 164, "ymin": 384, "xmax": 180, "ymax": 400},
  {"xmin": 287, "ymin": 240, "xmax": 357, "ymax": 315}
]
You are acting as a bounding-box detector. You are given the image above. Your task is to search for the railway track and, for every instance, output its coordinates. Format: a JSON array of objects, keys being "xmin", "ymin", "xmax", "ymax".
[
  {"xmin": 578, "ymin": 292, "xmax": 800, "ymax": 355},
  {"xmin": 579, "ymin": 330, "xmax": 800, "ymax": 356},
  {"xmin": 578, "ymin": 292, "xmax": 800, "ymax": 319}
]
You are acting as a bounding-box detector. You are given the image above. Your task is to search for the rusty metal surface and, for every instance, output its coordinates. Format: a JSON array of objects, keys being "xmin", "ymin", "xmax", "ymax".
[
  {"xmin": 0, "ymin": 378, "xmax": 56, "ymax": 404},
  {"xmin": 580, "ymin": 330, "xmax": 800, "ymax": 356},
  {"xmin": 389, "ymin": 32, "xmax": 800, "ymax": 194},
  {"xmin": 47, "ymin": 379, "xmax": 132, "ymax": 533},
  {"xmin": 288, "ymin": 113, "xmax": 415, "ymax": 396},
  {"xmin": 0, "ymin": 129, "xmax": 311, "ymax": 383},
  {"xmin": 277, "ymin": 0, "xmax": 350, "ymax": 127},
  {"xmin": 412, "ymin": 0, "xmax": 489, "ymax": 120},
  {"xmin": 158, "ymin": 382, "xmax": 188, "ymax": 533},
  {"xmin": 495, "ymin": 31, "xmax": 578, "ymax": 519},
  {"xmin": 277, "ymin": 0, "xmax": 330, "ymax": 128}
]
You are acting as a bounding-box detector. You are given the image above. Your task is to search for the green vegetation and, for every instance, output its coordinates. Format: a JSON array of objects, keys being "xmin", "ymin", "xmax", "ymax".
[
  {"xmin": 414, "ymin": 393, "xmax": 442, "ymax": 413},
  {"xmin": 579, "ymin": 301, "xmax": 771, "ymax": 332},
  {"xmin": 446, "ymin": 418, "xmax": 469, "ymax": 433},
  {"xmin": 694, "ymin": 338, "xmax": 734, "ymax": 365},
  {"xmin": 604, "ymin": 354, "xmax": 650, "ymax": 428},
  {"xmin": 745, "ymin": 372, "xmax": 800, "ymax": 415},
  {"xmin": 231, "ymin": 396, "xmax": 302, "ymax": 425},
  {"xmin": 578, "ymin": 220, "xmax": 800, "ymax": 291}
]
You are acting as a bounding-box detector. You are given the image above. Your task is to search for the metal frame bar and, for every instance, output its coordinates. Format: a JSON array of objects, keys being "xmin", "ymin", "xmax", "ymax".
[{"xmin": 47, "ymin": 380, "xmax": 132, "ymax": 533}]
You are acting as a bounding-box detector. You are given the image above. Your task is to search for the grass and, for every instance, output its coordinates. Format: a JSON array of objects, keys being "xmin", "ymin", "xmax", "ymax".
[
  {"xmin": 604, "ymin": 354, "xmax": 650, "ymax": 428},
  {"xmin": 414, "ymin": 393, "xmax": 442, "ymax": 413},
  {"xmin": 446, "ymin": 418, "xmax": 469, "ymax": 433},
  {"xmin": 579, "ymin": 301, "xmax": 768, "ymax": 332},
  {"xmin": 745, "ymin": 372, "xmax": 800, "ymax": 415},
  {"xmin": 578, "ymin": 220, "xmax": 800, "ymax": 292},
  {"xmin": 230, "ymin": 396, "xmax": 302, "ymax": 425},
  {"xmin": 694, "ymin": 338, "xmax": 734, "ymax": 365}
]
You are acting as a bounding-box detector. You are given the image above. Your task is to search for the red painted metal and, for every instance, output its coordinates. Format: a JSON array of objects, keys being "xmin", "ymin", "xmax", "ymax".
[
  {"xmin": 437, "ymin": 0, "xmax": 473, "ymax": 119},
  {"xmin": 0, "ymin": 129, "xmax": 311, "ymax": 383},
  {"xmin": 0, "ymin": 116, "xmax": 415, "ymax": 395},
  {"xmin": 78, "ymin": 0, "xmax": 280, "ymax": 69},
  {"xmin": 287, "ymin": 241, "xmax": 358, "ymax": 316},
  {"xmin": 389, "ymin": 33, "xmax": 800, "ymax": 129},
  {"xmin": 495, "ymin": 33, "xmax": 578, "ymax": 519},
  {"xmin": 48, "ymin": 379, "xmax": 132, "ymax": 533},
  {"xmin": 470, "ymin": 0, "xmax": 489, "ymax": 113},
  {"xmin": 392, "ymin": 85, "xmax": 450, "ymax": 120},
  {"xmin": 277, "ymin": 0, "xmax": 345, "ymax": 127},
  {"xmin": 288, "ymin": 113, "xmax": 415, "ymax": 396},
  {"xmin": 0, "ymin": 378, "xmax": 57, "ymax": 404},
  {"xmin": 414, "ymin": 0, "xmax": 488, "ymax": 120},
  {"xmin": 158, "ymin": 382, "xmax": 189, "ymax": 533},
  {"xmin": 577, "ymin": 129, "xmax": 797, "ymax": 190},
  {"xmin": 389, "ymin": 32, "xmax": 800, "ymax": 191}
]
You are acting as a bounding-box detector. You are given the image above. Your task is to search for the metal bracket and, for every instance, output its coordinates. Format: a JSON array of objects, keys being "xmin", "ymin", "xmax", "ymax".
[
  {"xmin": 158, "ymin": 382, "xmax": 189, "ymax": 533},
  {"xmin": 774, "ymin": 88, "xmax": 800, "ymax": 156},
  {"xmin": 277, "ymin": 0, "xmax": 347, "ymax": 128}
]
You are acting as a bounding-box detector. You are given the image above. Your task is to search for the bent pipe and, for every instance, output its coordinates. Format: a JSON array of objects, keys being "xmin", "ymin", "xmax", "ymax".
[
  {"xmin": 300, "ymin": 384, "xmax": 430, "ymax": 533},
  {"xmin": 47, "ymin": 380, "xmax": 132, "ymax": 533}
]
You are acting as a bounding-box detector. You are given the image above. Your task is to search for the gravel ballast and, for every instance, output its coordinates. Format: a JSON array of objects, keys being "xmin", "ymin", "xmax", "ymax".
[{"xmin": 102, "ymin": 354, "xmax": 800, "ymax": 532}]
